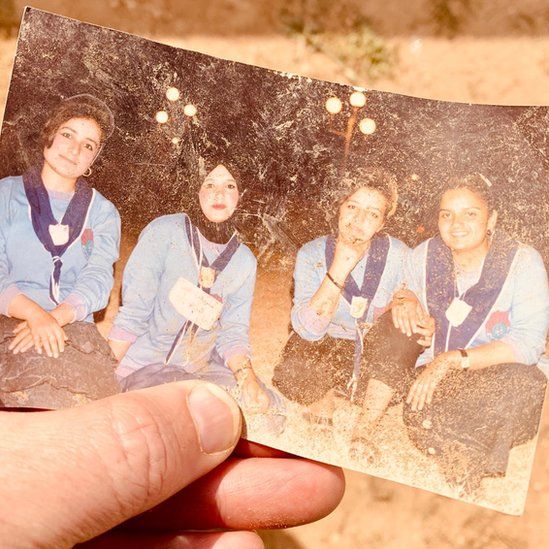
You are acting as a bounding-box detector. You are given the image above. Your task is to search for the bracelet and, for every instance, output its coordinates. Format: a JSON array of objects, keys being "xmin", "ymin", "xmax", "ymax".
[{"xmin": 326, "ymin": 272, "xmax": 345, "ymax": 291}]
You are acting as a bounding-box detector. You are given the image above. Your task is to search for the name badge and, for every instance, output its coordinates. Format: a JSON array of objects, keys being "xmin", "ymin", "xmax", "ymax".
[
  {"xmin": 169, "ymin": 277, "xmax": 223, "ymax": 330},
  {"xmin": 49, "ymin": 223, "xmax": 69, "ymax": 246},
  {"xmin": 350, "ymin": 296, "xmax": 368, "ymax": 319},
  {"xmin": 199, "ymin": 266, "xmax": 216, "ymax": 289},
  {"xmin": 445, "ymin": 297, "xmax": 472, "ymax": 327}
]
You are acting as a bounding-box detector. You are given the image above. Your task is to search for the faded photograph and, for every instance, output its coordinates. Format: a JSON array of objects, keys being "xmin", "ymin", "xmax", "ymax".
[{"xmin": 0, "ymin": 8, "xmax": 547, "ymax": 514}]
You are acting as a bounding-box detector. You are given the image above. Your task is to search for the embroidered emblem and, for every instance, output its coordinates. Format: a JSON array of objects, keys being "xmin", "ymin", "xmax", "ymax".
[
  {"xmin": 486, "ymin": 310, "xmax": 511, "ymax": 340},
  {"xmin": 81, "ymin": 228, "xmax": 94, "ymax": 258}
]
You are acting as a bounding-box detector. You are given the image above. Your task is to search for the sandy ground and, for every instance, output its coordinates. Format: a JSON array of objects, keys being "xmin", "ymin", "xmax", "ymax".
[{"xmin": 2, "ymin": 3, "xmax": 549, "ymax": 546}]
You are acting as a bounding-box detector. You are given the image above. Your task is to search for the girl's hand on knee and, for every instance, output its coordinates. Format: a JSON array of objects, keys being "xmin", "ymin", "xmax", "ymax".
[
  {"xmin": 15, "ymin": 310, "xmax": 67, "ymax": 358},
  {"xmin": 415, "ymin": 316, "xmax": 435, "ymax": 347},
  {"xmin": 391, "ymin": 289, "xmax": 424, "ymax": 337},
  {"xmin": 241, "ymin": 376, "xmax": 270, "ymax": 414}
]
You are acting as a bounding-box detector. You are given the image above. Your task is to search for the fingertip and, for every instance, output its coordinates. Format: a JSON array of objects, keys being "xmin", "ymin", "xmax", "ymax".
[{"xmin": 187, "ymin": 383, "xmax": 242, "ymax": 455}]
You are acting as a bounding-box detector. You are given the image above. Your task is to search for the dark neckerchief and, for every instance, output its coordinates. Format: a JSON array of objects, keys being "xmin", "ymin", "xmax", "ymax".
[
  {"xmin": 325, "ymin": 234, "xmax": 391, "ymax": 398},
  {"xmin": 426, "ymin": 231, "xmax": 519, "ymax": 355},
  {"xmin": 23, "ymin": 165, "xmax": 94, "ymax": 305},
  {"xmin": 191, "ymin": 210, "xmax": 236, "ymax": 244},
  {"xmin": 325, "ymin": 234, "xmax": 390, "ymax": 321},
  {"xmin": 184, "ymin": 214, "xmax": 240, "ymax": 294},
  {"xmin": 164, "ymin": 214, "xmax": 241, "ymax": 366}
]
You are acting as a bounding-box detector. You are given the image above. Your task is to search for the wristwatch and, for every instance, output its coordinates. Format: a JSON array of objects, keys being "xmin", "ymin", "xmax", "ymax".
[{"xmin": 457, "ymin": 348, "xmax": 470, "ymax": 370}]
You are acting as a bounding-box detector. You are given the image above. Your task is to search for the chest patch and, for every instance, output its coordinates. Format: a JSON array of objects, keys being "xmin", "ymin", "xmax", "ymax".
[
  {"xmin": 81, "ymin": 228, "xmax": 94, "ymax": 258},
  {"xmin": 486, "ymin": 310, "xmax": 511, "ymax": 340}
]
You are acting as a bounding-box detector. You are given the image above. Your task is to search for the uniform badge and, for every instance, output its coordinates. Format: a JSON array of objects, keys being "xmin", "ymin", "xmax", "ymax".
[
  {"xmin": 350, "ymin": 296, "xmax": 368, "ymax": 319},
  {"xmin": 81, "ymin": 228, "xmax": 94, "ymax": 258},
  {"xmin": 445, "ymin": 297, "xmax": 472, "ymax": 327},
  {"xmin": 49, "ymin": 223, "xmax": 69, "ymax": 246},
  {"xmin": 199, "ymin": 266, "xmax": 216, "ymax": 289}
]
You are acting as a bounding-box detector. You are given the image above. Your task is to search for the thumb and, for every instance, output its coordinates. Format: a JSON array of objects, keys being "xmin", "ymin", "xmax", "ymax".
[{"xmin": 0, "ymin": 381, "xmax": 242, "ymax": 546}]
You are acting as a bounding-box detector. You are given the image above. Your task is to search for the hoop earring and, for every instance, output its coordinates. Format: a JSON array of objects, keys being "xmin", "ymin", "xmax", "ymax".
[{"xmin": 83, "ymin": 167, "xmax": 92, "ymax": 177}]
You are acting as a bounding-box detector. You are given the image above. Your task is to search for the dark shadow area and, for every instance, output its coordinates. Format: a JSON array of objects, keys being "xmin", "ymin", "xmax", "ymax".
[{"xmin": 3, "ymin": 0, "xmax": 549, "ymax": 38}]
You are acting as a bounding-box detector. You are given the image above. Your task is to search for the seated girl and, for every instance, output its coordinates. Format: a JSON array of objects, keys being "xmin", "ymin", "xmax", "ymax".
[
  {"xmin": 351, "ymin": 173, "xmax": 548, "ymax": 491},
  {"xmin": 108, "ymin": 161, "xmax": 284, "ymax": 423},
  {"xmin": 272, "ymin": 167, "xmax": 433, "ymax": 425},
  {"xmin": 0, "ymin": 94, "xmax": 121, "ymax": 408}
]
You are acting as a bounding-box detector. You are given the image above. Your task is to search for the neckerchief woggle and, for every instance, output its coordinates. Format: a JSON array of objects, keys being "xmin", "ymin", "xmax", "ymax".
[
  {"xmin": 426, "ymin": 231, "xmax": 518, "ymax": 355},
  {"xmin": 23, "ymin": 165, "xmax": 94, "ymax": 305},
  {"xmin": 325, "ymin": 234, "xmax": 390, "ymax": 400},
  {"xmin": 164, "ymin": 214, "xmax": 240, "ymax": 366}
]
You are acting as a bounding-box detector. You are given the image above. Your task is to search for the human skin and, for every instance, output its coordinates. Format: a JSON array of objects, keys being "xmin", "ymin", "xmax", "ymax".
[
  {"xmin": 406, "ymin": 187, "xmax": 517, "ymax": 411},
  {"xmin": 198, "ymin": 164, "xmax": 240, "ymax": 223},
  {"xmin": 307, "ymin": 187, "xmax": 387, "ymax": 319},
  {"xmin": 0, "ymin": 381, "xmax": 345, "ymax": 547},
  {"xmin": 8, "ymin": 117, "xmax": 105, "ymax": 358}
]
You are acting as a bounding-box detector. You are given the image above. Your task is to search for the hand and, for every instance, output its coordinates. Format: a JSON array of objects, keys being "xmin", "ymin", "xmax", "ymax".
[
  {"xmin": 406, "ymin": 352, "xmax": 460, "ymax": 411},
  {"xmin": 415, "ymin": 315, "xmax": 435, "ymax": 347},
  {"xmin": 391, "ymin": 289, "xmax": 426, "ymax": 337},
  {"xmin": 49, "ymin": 303, "xmax": 77, "ymax": 327},
  {"xmin": 240, "ymin": 375, "xmax": 271, "ymax": 414},
  {"xmin": 9, "ymin": 310, "xmax": 67, "ymax": 358},
  {"xmin": 330, "ymin": 235, "xmax": 370, "ymax": 282},
  {"xmin": 0, "ymin": 381, "xmax": 344, "ymax": 545}
]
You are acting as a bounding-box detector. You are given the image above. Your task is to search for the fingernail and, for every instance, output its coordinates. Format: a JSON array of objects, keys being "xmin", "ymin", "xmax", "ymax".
[{"xmin": 187, "ymin": 384, "xmax": 241, "ymax": 455}]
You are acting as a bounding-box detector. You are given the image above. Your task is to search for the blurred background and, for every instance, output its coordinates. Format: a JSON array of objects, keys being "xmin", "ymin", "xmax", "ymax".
[{"xmin": 1, "ymin": 1, "xmax": 548, "ymax": 547}]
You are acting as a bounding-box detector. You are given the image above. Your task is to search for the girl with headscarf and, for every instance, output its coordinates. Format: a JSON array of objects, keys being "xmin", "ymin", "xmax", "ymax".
[
  {"xmin": 351, "ymin": 173, "xmax": 548, "ymax": 491},
  {"xmin": 108, "ymin": 161, "xmax": 282, "ymax": 418},
  {"xmin": 0, "ymin": 94, "xmax": 121, "ymax": 407}
]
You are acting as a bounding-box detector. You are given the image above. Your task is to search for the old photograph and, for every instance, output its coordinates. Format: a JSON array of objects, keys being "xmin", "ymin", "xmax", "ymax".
[{"xmin": 0, "ymin": 8, "xmax": 547, "ymax": 515}]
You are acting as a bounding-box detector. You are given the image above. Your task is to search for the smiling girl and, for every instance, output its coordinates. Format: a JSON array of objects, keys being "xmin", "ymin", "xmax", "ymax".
[
  {"xmin": 0, "ymin": 94, "xmax": 121, "ymax": 406},
  {"xmin": 352, "ymin": 173, "xmax": 548, "ymax": 490},
  {"xmin": 108, "ymin": 161, "xmax": 283, "ymax": 419}
]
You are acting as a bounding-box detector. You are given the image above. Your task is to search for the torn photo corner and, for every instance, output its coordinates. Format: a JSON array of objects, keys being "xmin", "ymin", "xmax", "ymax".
[{"xmin": 0, "ymin": 7, "xmax": 548, "ymax": 515}]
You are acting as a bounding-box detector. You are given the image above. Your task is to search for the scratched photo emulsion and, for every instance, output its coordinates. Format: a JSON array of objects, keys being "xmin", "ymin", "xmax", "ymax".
[{"xmin": 0, "ymin": 8, "xmax": 547, "ymax": 514}]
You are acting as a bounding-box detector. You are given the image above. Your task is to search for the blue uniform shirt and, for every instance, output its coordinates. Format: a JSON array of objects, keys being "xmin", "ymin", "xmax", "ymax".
[
  {"xmin": 291, "ymin": 235, "xmax": 410, "ymax": 341},
  {"xmin": 110, "ymin": 213, "xmax": 257, "ymax": 378},
  {"xmin": 0, "ymin": 175, "xmax": 121, "ymax": 321}
]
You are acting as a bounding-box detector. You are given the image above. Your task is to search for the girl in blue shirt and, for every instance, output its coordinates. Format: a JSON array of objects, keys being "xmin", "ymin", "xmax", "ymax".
[
  {"xmin": 0, "ymin": 94, "xmax": 121, "ymax": 407},
  {"xmin": 109, "ymin": 162, "xmax": 282, "ymax": 418},
  {"xmin": 272, "ymin": 167, "xmax": 433, "ymax": 424},
  {"xmin": 351, "ymin": 173, "xmax": 548, "ymax": 492}
]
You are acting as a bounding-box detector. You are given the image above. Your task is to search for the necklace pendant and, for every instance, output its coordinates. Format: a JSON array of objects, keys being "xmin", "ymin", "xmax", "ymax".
[
  {"xmin": 350, "ymin": 296, "xmax": 368, "ymax": 319},
  {"xmin": 199, "ymin": 266, "xmax": 216, "ymax": 289}
]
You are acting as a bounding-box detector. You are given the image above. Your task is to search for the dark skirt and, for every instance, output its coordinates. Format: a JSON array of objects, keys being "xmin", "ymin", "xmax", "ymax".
[
  {"xmin": 271, "ymin": 331, "xmax": 356, "ymax": 406},
  {"xmin": 272, "ymin": 312, "xmax": 424, "ymax": 406},
  {"xmin": 403, "ymin": 363, "xmax": 547, "ymax": 484},
  {"xmin": 361, "ymin": 314, "xmax": 548, "ymax": 485},
  {"xmin": 0, "ymin": 315, "xmax": 119, "ymax": 410}
]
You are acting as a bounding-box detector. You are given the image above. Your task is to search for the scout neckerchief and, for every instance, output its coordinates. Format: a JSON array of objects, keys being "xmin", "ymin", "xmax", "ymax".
[
  {"xmin": 23, "ymin": 165, "xmax": 94, "ymax": 305},
  {"xmin": 164, "ymin": 214, "xmax": 241, "ymax": 366},
  {"xmin": 325, "ymin": 234, "xmax": 390, "ymax": 399},
  {"xmin": 426, "ymin": 231, "xmax": 519, "ymax": 356}
]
